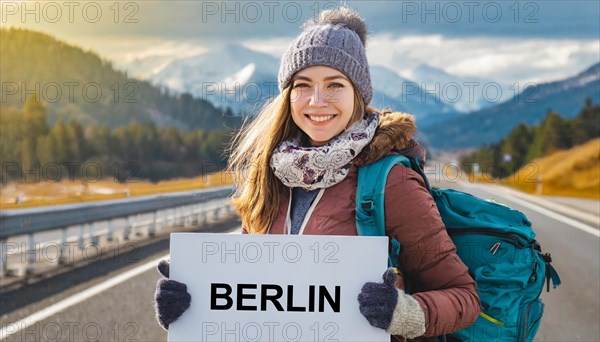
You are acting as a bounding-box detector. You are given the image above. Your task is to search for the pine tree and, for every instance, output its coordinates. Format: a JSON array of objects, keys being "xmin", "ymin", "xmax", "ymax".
[
  {"xmin": 23, "ymin": 95, "xmax": 49, "ymax": 137},
  {"xmin": 572, "ymin": 98, "xmax": 600, "ymax": 144},
  {"xmin": 65, "ymin": 120, "xmax": 87, "ymax": 163},
  {"xmin": 52, "ymin": 119, "xmax": 70, "ymax": 163},
  {"xmin": 0, "ymin": 107, "xmax": 24, "ymax": 164},
  {"xmin": 20, "ymin": 96, "xmax": 49, "ymax": 169},
  {"xmin": 542, "ymin": 111, "xmax": 571, "ymax": 154},
  {"xmin": 502, "ymin": 123, "xmax": 534, "ymax": 174}
]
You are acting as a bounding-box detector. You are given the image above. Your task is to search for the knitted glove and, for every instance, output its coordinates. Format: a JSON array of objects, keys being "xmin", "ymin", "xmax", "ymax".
[
  {"xmin": 154, "ymin": 260, "xmax": 192, "ymax": 330},
  {"xmin": 358, "ymin": 268, "xmax": 426, "ymax": 339}
]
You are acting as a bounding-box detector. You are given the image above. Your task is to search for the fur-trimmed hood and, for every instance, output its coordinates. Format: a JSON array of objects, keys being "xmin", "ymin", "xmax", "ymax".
[{"xmin": 354, "ymin": 110, "xmax": 423, "ymax": 167}]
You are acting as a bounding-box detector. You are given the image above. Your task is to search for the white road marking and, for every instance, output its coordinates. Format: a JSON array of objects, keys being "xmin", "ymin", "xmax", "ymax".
[
  {"xmin": 459, "ymin": 182, "xmax": 599, "ymax": 238},
  {"xmin": 0, "ymin": 228, "xmax": 241, "ymax": 340}
]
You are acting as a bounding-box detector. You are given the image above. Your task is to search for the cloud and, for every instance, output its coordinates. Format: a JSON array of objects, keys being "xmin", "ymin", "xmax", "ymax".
[
  {"xmin": 221, "ymin": 33, "xmax": 599, "ymax": 86},
  {"xmin": 15, "ymin": 14, "xmax": 596, "ymax": 88},
  {"xmin": 364, "ymin": 34, "xmax": 599, "ymax": 85},
  {"xmin": 4, "ymin": 1, "xmax": 598, "ymax": 43},
  {"xmin": 94, "ymin": 31, "xmax": 598, "ymax": 87},
  {"xmin": 120, "ymin": 41, "xmax": 209, "ymax": 62},
  {"xmin": 239, "ymin": 37, "xmax": 291, "ymax": 58}
]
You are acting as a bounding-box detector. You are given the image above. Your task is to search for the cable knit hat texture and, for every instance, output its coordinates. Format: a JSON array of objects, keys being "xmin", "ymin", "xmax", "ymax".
[{"xmin": 277, "ymin": 6, "xmax": 373, "ymax": 104}]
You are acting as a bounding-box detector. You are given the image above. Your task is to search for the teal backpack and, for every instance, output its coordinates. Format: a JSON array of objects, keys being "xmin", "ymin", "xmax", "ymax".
[{"xmin": 355, "ymin": 154, "xmax": 561, "ymax": 342}]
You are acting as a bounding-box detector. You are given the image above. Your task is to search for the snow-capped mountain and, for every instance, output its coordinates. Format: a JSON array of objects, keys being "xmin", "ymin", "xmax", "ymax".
[
  {"xmin": 154, "ymin": 44, "xmax": 278, "ymax": 115},
  {"xmin": 126, "ymin": 44, "xmax": 279, "ymax": 115},
  {"xmin": 153, "ymin": 44, "xmax": 278, "ymax": 90},
  {"xmin": 121, "ymin": 55, "xmax": 176, "ymax": 80},
  {"xmin": 527, "ymin": 62, "xmax": 600, "ymax": 97},
  {"xmin": 409, "ymin": 63, "xmax": 511, "ymax": 113},
  {"xmin": 421, "ymin": 62, "xmax": 600, "ymax": 150},
  {"xmin": 369, "ymin": 65, "xmax": 456, "ymax": 120}
]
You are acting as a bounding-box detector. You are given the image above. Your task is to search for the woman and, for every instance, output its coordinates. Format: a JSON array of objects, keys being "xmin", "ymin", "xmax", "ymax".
[{"xmin": 154, "ymin": 6, "xmax": 480, "ymax": 341}]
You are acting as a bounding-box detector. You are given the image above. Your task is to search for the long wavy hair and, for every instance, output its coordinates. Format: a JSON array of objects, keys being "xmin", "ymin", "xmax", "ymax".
[{"xmin": 227, "ymin": 84, "xmax": 371, "ymax": 234}]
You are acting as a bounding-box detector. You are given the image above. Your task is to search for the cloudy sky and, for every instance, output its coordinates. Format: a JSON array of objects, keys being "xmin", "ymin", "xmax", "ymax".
[{"xmin": 3, "ymin": 0, "xmax": 599, "ymax": 84}]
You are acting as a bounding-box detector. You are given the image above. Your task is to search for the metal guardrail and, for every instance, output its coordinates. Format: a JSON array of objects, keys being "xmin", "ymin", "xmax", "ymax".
[
  {"xmin": 0, "ymin": 186, "xmax": 234, "ymax": 239},
  {"xmin": 0, "ymin": 186, "xmax": 235, "ymax": 278}
]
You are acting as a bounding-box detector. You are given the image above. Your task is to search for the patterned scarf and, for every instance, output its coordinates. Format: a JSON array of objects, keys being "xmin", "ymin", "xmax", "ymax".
[{"xmin": 270, "ymin": 112, "xmax": 379, "ymax": 190}]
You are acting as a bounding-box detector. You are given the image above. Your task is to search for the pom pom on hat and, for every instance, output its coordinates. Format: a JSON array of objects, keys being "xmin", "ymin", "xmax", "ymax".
[{"xmin": 303, "ymin": 6, "xmax": 368, "ymax": 47}]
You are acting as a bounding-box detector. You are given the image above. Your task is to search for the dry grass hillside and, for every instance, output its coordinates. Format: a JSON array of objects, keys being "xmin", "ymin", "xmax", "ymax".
[
  {"xmin": 504, "ymin": 138, "xmax": 600, "ymax": 199},
  {"xmin": 3, "ymin": 139, "xmax": 597, "ymax": 209},
  {"xmin": 0, "ymin": 171, "xmax": 235, "ymax": 210}
]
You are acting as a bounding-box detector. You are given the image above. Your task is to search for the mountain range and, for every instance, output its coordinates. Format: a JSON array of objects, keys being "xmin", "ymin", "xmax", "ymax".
[
  {"xmin": 127, "ymin": 43, "xmax": 577, "ymax": 130},
  {"xmin": 122, "ymin": 44, "xmax": 462, "ymax": 119},
  {"xmin": 420, "ymin": 63, "xmax": 600, "ymax": 150},
  {"xmin": 410, "ymin": 64, "xmax": 515, "ymax": 115},
  {"xmin": 2, "ymin": 28, "xmax": 598, "ymax": 152},
  {"xmin": 0, "ymin": 28, "xmax": 241, "ymax": 131}
]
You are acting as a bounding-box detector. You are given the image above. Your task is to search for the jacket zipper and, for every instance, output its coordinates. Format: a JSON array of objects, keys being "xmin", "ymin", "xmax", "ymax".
[{"xmin": 285, "ymin": 188, "xmax": 325, "ymax": 235}]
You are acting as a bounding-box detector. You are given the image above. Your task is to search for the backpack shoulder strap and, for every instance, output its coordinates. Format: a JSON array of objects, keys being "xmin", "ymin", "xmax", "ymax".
[
  {"xmin": 356, "ymin": 154, "xmax": 411, "ymax": 267},
  {"xmin": 356, "ymin": 154, "xmax": 412, "ymax": 235}
]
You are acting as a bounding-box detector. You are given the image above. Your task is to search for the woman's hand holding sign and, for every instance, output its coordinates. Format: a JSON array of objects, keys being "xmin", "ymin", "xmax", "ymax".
[
  {"xmin": 154, "ymin": 260, "xmax": 191, "ymax": 330},
  {"xmin": 358, "ymin": 268, "xmax": 426, "ymax": 339}
]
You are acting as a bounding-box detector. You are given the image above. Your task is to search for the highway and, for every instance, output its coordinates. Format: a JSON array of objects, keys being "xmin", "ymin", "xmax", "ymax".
[{"xmin": 0, "ymin": 167, "xmax": 598, "ymax": 341}]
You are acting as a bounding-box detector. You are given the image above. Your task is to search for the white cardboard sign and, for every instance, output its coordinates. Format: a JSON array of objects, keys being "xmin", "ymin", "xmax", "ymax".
[{"xmin": 169, "ymin": 233, "xmax": 390, "ymax": 342}]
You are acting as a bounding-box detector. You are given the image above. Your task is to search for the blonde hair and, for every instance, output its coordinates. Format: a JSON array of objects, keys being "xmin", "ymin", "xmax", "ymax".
[{"xmin": 227, "ymin": 84, "xmax": 373, "ymax": 234}]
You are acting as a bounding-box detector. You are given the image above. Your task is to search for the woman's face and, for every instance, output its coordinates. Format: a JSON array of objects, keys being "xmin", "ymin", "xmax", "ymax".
[{"xmin": 289, "ymin": 65, "xmax": 355, "ymax": 146}]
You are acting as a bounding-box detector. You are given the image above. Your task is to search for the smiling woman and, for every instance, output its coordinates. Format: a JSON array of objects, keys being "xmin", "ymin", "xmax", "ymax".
[
  {"xmin": 153, "ymin": 6, "xmax": 481, "ymax": 341},
  {"xmin": 290, "ymin": 66, "xmax": 357, "ymax": 146}
]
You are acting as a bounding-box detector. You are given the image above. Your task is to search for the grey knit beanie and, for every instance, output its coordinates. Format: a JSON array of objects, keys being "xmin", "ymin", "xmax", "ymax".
[{"xmin": 278, "ymin": 6, "xmax": 373, "ymax": 105}]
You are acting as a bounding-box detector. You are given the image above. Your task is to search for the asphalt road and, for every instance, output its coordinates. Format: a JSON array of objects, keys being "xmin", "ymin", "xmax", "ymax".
[{"xmin": 0, "ymin": 169, "xmax": 598, "ymax": 341}]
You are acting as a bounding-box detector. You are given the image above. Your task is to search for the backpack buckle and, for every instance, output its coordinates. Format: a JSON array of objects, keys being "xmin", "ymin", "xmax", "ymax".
[
  {"xmin": 542, "ymin": 253, "xmax": 552, "ymax": 263},
  {"xmin": 361, "ymin": 200, "xmax": 374, "ymax": 212}
]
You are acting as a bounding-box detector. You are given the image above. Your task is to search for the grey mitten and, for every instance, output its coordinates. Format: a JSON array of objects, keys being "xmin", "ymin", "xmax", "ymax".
[
  {"xmin": 154, "ymin": 260, "xmax": 192, "ymax": 330},
  {"xmin": 358, "ymin": 268, "xmax": 426, "ymax": 339}
]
